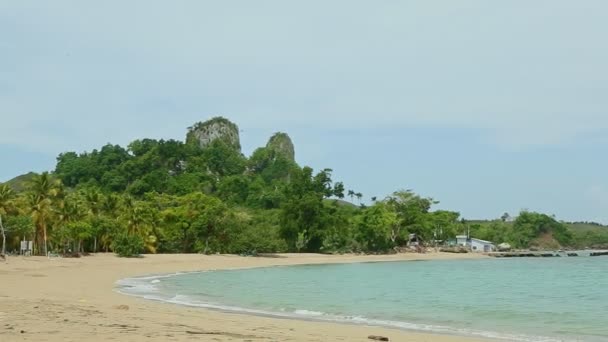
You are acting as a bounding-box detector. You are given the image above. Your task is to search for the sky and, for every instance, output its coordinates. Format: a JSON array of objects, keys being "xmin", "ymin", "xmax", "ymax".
[{"xmin": 1, "ymin": 1, "xmax": 607, "ymax": 223}]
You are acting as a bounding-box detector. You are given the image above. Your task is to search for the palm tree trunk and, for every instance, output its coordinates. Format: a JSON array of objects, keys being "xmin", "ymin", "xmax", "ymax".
[
  {"xmin": 0, "ymin": 215, "xmax": 6, "ymax": 257},
  {"xmin": 43, "ymin": 223, "xmax": 48, "ymax": 256},
  {"xmin": 35, "ymin": 225, "xmax": 41, "ymax": 255}
]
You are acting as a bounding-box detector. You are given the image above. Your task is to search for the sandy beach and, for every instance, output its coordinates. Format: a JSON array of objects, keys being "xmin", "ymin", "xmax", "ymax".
[{"xmin": 1, "ymin": 252, "xmax": 491, "ymax": 342}]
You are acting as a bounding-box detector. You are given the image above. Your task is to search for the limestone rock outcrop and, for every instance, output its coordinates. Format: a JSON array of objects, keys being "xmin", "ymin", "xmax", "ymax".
[
  {"xmin": 186, "ymin": 117, "xmax": 241, "ymax": 151},
  {"xmin": 266, "ymin": 132, "xmax": 295, "ymax": 162}
]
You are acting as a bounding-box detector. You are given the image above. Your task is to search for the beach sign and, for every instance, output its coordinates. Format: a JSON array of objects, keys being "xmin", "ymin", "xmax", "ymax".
[{"xmin": 20, "ymin": 241, "xmax": 33, "ymax": 255}]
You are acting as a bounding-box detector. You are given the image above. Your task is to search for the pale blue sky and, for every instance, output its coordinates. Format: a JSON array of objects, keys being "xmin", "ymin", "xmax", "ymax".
[{"xmin": 1, "ymin": 1, "xmax": 607, "ymax": 222}]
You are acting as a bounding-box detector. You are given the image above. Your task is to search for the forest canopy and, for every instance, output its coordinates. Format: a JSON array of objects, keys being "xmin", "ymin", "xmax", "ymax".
[{"xmin": 1, "ymin": 117, "xmax": 604, "ymax": 257}]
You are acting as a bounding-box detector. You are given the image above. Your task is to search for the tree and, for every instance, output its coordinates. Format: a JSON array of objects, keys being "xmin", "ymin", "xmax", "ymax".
[
  {"xmin": 355, "ymin": 192, "xmax": 363, "ymax": 204},
  {"xmin": 356, "ymin": 202, "xmax": 397, "ymax": 252},
  {"xmin": 0, "ymin": 184, "xmax": 15, "ymax": 256},
  {"xmin": 54, "ymin": 193, "xmax": 88, "ymax": 254},
  {"xmin": 386, "ymin": 190, "xmax": 436, "ymax": 244},
  {"xmin": 27, "ymin": 192, "xmax": 52, "ymax": 255},
  {"xmin": 26, "ymin": 172, "xmax": 61, "ymax": 255},
  {"xmin": 332, "ymin": 182, "xmax": 345, "ymax": 199},
  {"xmin": 510, "ymin": 211, "xmax": 572, "ymax": 248},
  {"xmin": 82, "ymin": 188, "xmax": 102, "ymax": 252},
  {"xmin": 0, "ymin": 184, "xmax": 15, "ymax": 214},
  {"xmin": 201, "ymin": 139, "xmax": 246, "ymax": 177},
  {"xmin": 111, "ymin": 233, "xmax": 144, "ymax": 257},
  {"xmin": 0, "ymin": 215, "xmax": 6, "ymax": 257},
  {"xmin": 279, "ymin": 167, "xmax": 342, "ymax": 252},
  {"xmin": 427, "ymin": 210, "xmax": 461, "ymax": 243},
  {"xmin": 347, "ymin": 190, "xmax": 355, "ymax": 203},
  {"xmin": 160, "ymin": 192, "xmax": 229, "ymax": 253}
]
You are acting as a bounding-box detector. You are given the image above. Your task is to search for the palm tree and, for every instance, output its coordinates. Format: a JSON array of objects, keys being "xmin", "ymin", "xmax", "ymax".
[
  {"xmin": 55, "ymin": 194, "xmax": 88, "ymax": 253},
  {"xmin": 27, "ymin": 192, "xmax": 52, "ymax": 255},
  {"xmin": 29, "ymin": 172, "xmax": 59, "ymax": 200},
  {"xmin": 119, "ymin": 194, "xmax": 160, "ymax": 254},
  {"xmin": 0, "ymin": 215, "xmax": 6, "ymax": 258},
  {"xmin": 0, "ymin": 184, "xmax": 14, "ymax": 256},
  {"xmin": 97, "ymin": 193, "xmax": 121, "ymax": 253},
  {"xmin": 102, "ymin": 193, "xmax": 120, "ymax": 216},
  {"xmin": 355, "ymin": 192, "xmax": 363, "ymax": 204},
  {"xmin": 83, "ymin": 188, "xmax": 102, "ymax": 252},
  {"xmin": 125, "ymin": 206, "xmax": 148, "ymax": 236},
  {"xmin": 347, "ymin": 190, "xmax": 355, "ymax": 203},
  {"xmin": 26, "ymin": 173, "xmax": 60, "ymax": 255},
  {"xmin": 0, "ymin": 184, "xmax": 14, "ymax": 212}
]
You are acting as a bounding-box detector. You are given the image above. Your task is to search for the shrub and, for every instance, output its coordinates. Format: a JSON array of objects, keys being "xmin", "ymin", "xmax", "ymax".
[
  {"xmin": 231, "ymin": 224, "xmax": 288, "ymax": 255},
  {"xmin": 111, "ymin": 233, "xmax": 144, "ymax": 257}
]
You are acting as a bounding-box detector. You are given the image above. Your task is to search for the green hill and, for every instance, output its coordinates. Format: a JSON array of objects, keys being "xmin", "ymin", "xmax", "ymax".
[
  {"xmin": 2, "ymin": 172, "xmax": 37, "ymax": 192},
  {"xmin": 2, "ymin": 117, "xmax": 607, "ymax": 256},
  {"xmin": 466, "ymin": 219, "xmax": 608, "ymax": 249}
]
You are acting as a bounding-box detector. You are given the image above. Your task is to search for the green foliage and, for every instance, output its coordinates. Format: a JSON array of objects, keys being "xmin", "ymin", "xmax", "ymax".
[
  {"xmin": 385, "ymin": 190, "xmax": 436, "ymax": 244},
  {"xmin": 3, "ymin": 118, "xmax": 601, "ymax": 256},
  {"xmin": 157, "ymin": 192, "xmax": 229, "ymax": 253},
  {"xmin": 265, "ymin": 132, "xmax": 295, "ymax": 162},
  {"xmin": 2, "ymin": 172, "xmax": 38, "ymax": 193},
  {"xmin": 231, "ymin": 219, "xmax": 288, "ymax": 254},
  {"xmin": 249, "ymin": 146, "xmax": 298, "ymax": 184},
  {"xmin": 279, "ymin": 167, "xmax": 345, "ymax": 252},
  {"xmin": 355, "ymin": 202, "xmax": 397, "ymax": 252},
  {"xmin": 468, "ymin": 212, "xmax": 578, "ymax": 249},
  {"xmin": 3, "ymin": 215, "xmax": 34, "ymax": 251},
  {"xmin": 510, "ymin": 211, "xmax": 572, "ymax": 248},
  {"xmin": 111, "ymin": 233, "xmax": 145, "ymax": 257},
  {"xmin": 295, "ymin": 231, "xmax": 308, "ymax": 252},
  {"xmin": 201, "ymin": 139, "xmax": 246, "ymax": 177}
]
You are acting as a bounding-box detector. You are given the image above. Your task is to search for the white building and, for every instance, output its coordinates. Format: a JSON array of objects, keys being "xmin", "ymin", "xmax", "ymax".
[{"xmin": 455, "ymin": 235, "xmax": 495, "ymax": 253}]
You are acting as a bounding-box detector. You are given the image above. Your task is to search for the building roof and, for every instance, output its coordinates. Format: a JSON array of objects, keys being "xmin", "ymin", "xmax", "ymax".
[
  {"xmin": 454, "ymin": 235, "xmax": 494, "ymax": 245},
  {"xmin": 470, "ymin": 238, "xmax": 494, "ymax": 245}
]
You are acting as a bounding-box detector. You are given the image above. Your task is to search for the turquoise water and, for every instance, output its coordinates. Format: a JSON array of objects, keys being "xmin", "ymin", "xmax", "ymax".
[{"xmin": 118, "ymin": 258, "xmax": 608, "ymax": 341}]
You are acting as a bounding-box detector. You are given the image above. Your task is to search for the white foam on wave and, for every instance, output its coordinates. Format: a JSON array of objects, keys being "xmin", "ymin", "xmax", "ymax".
[
  {"xmin": 293, "ymin": 309, "xmax": 325, "ymax": 316},
  {"xmin": 115, "ymin": 271, "xmax": 209, "ymax": 295},
  {"xmin": 284, "ymin": 310, "xmax": 566, "ymax": 342},
  {"xmin": 115, "ymin": 278, "xmax": 159, "ymax": 294},
  {"xmin": 115, "ymin": 272, "xmax": 572, "ymax": 342}
]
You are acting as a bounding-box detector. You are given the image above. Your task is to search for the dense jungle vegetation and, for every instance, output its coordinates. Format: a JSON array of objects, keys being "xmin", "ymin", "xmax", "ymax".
[{"xmin": 1, "ymin": 118, "xmax": 606, "ymax": 257}]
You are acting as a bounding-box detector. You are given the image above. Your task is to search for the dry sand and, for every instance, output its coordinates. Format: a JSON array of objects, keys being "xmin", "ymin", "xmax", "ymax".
[{"xmin": 0, "ymin": 252, "xmax": 491, "ymax": 342}]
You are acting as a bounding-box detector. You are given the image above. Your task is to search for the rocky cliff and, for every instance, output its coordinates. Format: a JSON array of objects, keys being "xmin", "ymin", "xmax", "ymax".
[
  {"xmin": 186, "ymin": 117, "xmax": 241, "ymax": 151},
  {"xmin": 266, "ymin": 132, "xmax": 295, "ymax": 162}
]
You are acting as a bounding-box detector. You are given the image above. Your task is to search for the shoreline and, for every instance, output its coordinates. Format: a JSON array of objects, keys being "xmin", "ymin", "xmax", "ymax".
[{"xmin": 1, "ymin": 252, "xmax": 492, "ymax": 342}]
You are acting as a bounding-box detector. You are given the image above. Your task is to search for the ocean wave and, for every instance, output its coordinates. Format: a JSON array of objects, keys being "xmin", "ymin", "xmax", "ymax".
[
  {"xmin": 115, "ymin": 271, "xmax": 209, "ymax": 293},
  {"xmin": 293, "ymin": 309, "xmax": 325, "ymax": 316},
  {"xmin": 115, "ymin": 276, "xmax": 569, "ymax": 342},
  {"xmin": 287, "ymin": 310, "xmax": 565, "ymax": 342}
]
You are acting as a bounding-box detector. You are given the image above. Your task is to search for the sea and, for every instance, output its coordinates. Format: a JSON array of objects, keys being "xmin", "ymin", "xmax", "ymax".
[{"xmin": 117, "ymin": 256, "xmax": 608, "ymax": 342}]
